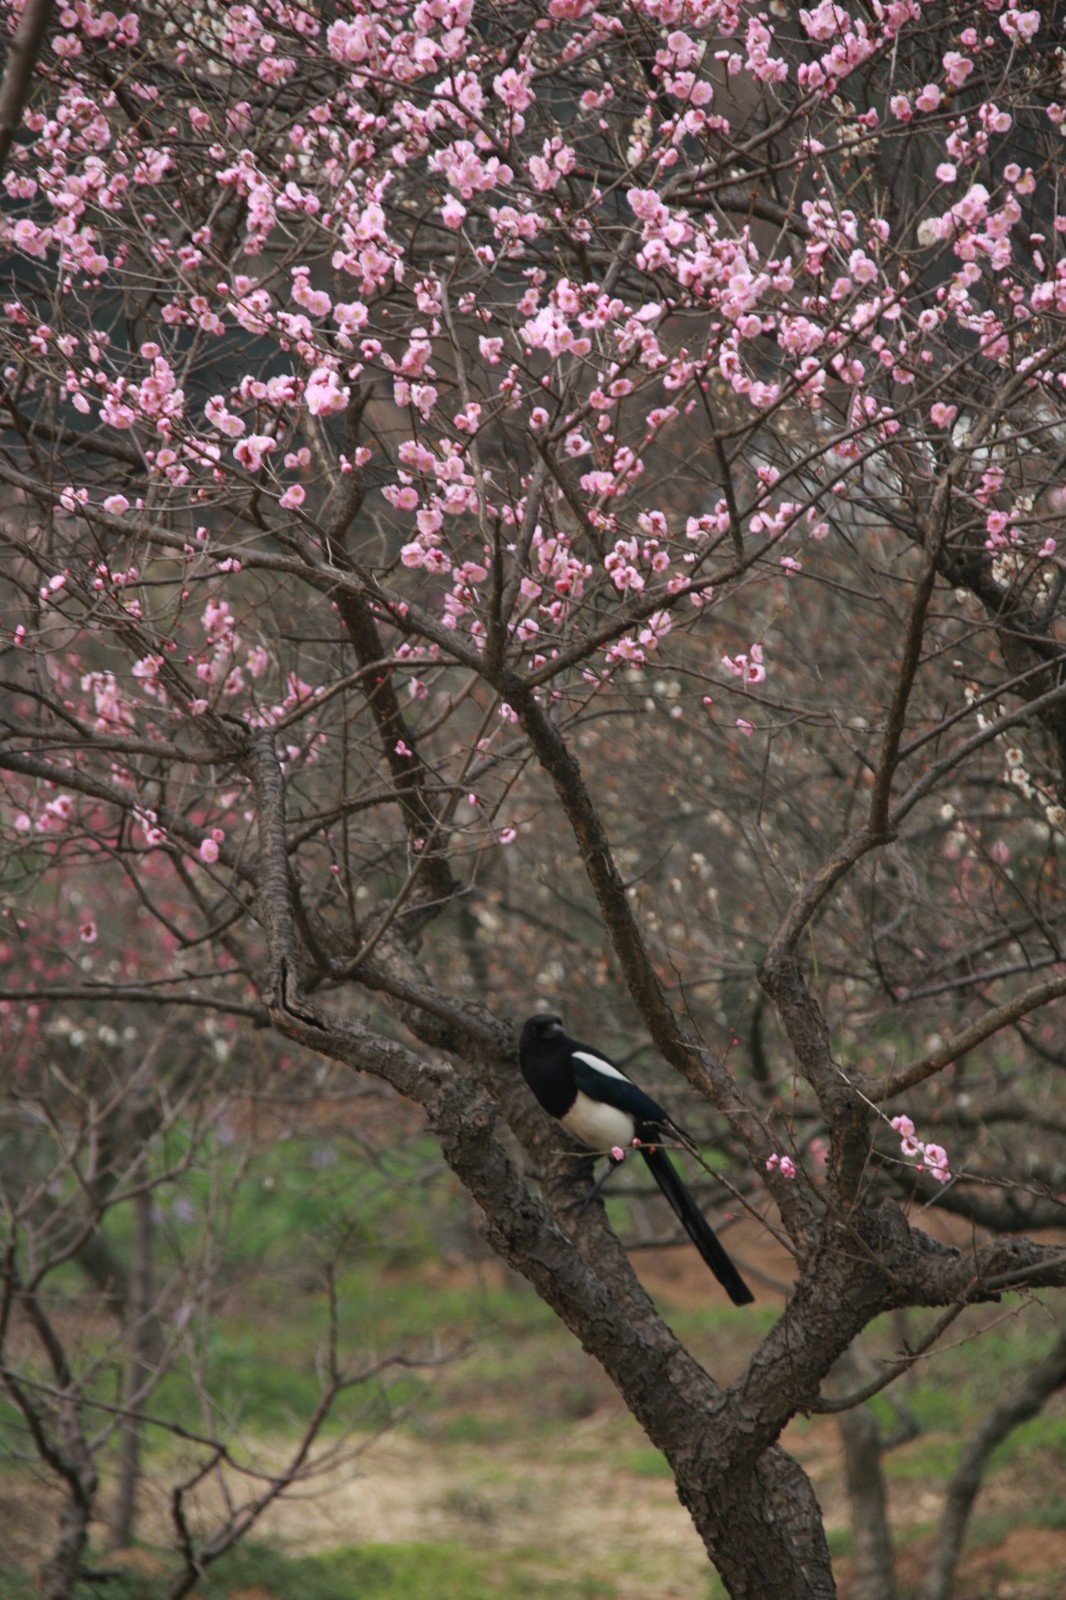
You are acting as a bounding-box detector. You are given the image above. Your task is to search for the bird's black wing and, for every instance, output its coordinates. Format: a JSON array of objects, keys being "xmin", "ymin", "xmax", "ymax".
[{"xmin": 569, "ymin": 1047, "xmax": 677, "ymax": 1134}]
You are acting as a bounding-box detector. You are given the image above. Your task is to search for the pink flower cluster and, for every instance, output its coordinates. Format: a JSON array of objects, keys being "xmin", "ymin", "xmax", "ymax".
[{"xmin": 890, "ymin": 1116, "xmax": 952, "ymax": 1184}]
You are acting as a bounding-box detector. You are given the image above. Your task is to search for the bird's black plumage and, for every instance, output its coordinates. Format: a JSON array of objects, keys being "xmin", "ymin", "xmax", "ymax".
[{"xmin": 519, "ymin": 1013, "xmax": 754, "ymax": 1306}]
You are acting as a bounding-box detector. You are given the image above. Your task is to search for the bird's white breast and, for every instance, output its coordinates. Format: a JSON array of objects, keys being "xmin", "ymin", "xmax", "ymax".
[{"xmin": 561, "ymin": 1091, "xmax": 635, "ymax": 1154}]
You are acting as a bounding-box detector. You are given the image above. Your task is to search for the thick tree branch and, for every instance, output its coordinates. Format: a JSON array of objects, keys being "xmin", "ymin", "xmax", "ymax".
[{"xmin": 0, "ymin": 0, "xmax": 55, "ymax": 179}]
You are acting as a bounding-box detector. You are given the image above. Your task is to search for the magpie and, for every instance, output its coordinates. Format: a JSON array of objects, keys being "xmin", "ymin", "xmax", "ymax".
[{"xmin": 518, "ymin": 1013, "xmax": 754, "ymax": 1306}]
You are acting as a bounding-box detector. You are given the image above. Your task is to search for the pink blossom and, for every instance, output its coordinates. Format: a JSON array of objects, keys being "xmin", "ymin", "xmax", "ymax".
[
  {"xmin": 79, "ymin": 918, "xmax": 97, "ymax": 944},
  {"xmin": 1001, "ymin": 9, "xmax": 1040, "ymax": 43},
  {"xmin": 291, "ymin": 268, "xmax": 331, "ymax": 317},
  {"xmin": 723, "ymin": 644, "xmax": 766, "ymax": 685},
  {"xmin": 921, "ymin": 1144, "xmax": 951, "ymax": 1183},
  {"xmin": 234, "ymin": 434, "xmax": 275, "ymax": 471},
  {"xmin": 494, "ymin": 66, "xmax": 534, "ymax": 111},
  {"xmin": 205, "ymin": 395, "xmax": 245, "ymax": 438},
  {"xmin": 891, "ymin": 1114, "xmax": 950, "ymax": 1181},
  {"xmin": 202, "ymin": 598, "xmax": 234, "ymax": 640},
  {"xmin": 199, "ymin": 837, "xmax": 220, "ymax": 864},
  {"xmin": 140, "ymin": 813, "xmax": 166, "ymax": 848},
  {"xmin": 304, "ymin": 366, "xmax": 350, "ymax": 417},
  {"xmin": 951, "ymin": 184, "xmax": 990, "ymax": 228},
  {"xmin": 942, "ymin": 52, "xmax": 973, "ymax": 90},
  {"xmin": 132, "ymin": 652, "xmax": 164, "ymax": 686}
]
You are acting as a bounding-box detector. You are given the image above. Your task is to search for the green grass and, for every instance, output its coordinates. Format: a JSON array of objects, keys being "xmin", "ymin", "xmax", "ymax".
[
  {"xmin": 429, "ymin": 1409, "xmax": 530, "ymax": 1444},
  {"xmin": 883, "ymin": 1433, "xmax": 960, "ymax": 1483},
  {"xmin": 620, "ymin": 1445, "xmax": 673, "ymax": 1478},
  {"xmin": 825, "ymin": 1525, "xmax": 853, "ymax": 1559},
  {"xmin": 1031, "ymin": 1497, "xmax": 1066, "ymax": 1532},
  {"xmin": 221, "ymin": 1541, "xmax": 616, "ymax": 1600},
  {"xmin": 6, "ymin": 1541, "xmax": 619, "ymax": 1600}
]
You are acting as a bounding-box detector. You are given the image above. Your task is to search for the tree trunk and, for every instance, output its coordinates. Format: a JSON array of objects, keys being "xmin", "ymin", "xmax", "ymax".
[
  {"xmin": 107, "ymin": 1187, "xmax": 154, "ymax": 1549},
  {"xmin": 37, "ymin": 1394, "xmax": 97, "ymax": 1600},
  {"xmin": 830, "ymin": 1349, "xmax": 897, "ymax": 1600}
]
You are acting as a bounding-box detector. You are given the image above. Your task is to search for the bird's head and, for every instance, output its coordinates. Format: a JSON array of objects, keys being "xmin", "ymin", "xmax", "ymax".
[{"xmin": 520, "ymin": 1012, "xmax": 564, "ymax": 1045}]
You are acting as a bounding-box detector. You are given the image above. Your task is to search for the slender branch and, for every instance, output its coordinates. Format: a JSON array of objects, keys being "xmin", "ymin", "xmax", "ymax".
[
  {"xmin": 811, "ymin": 1304, "xmax": 966, "ymax": 1414},
  {"xmin": 244, "ymin": 728, "xmax": 308, "ymax": 1017},
  {"xmin": 868, "ymin": 540, "xmax": 941, "ymax": 838},
  {"xmin": 0, "ymin": 982, "xmax": 267, "ymax": 1018},
  {"xmin": 878, "ymin": 972, "xmax": 1066, "ymax": 1102}
]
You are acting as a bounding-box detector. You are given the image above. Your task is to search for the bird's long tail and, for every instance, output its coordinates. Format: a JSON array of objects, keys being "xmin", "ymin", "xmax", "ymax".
[{"xmin": 641, "ymin": 1145, "xmax": 754, "ymax": 1306}]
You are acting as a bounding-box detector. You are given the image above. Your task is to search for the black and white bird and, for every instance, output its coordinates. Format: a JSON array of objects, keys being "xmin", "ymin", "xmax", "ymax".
[{"xmin": 519, "ymin": 1012, "xmax": 754, "ymax": 1306}]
